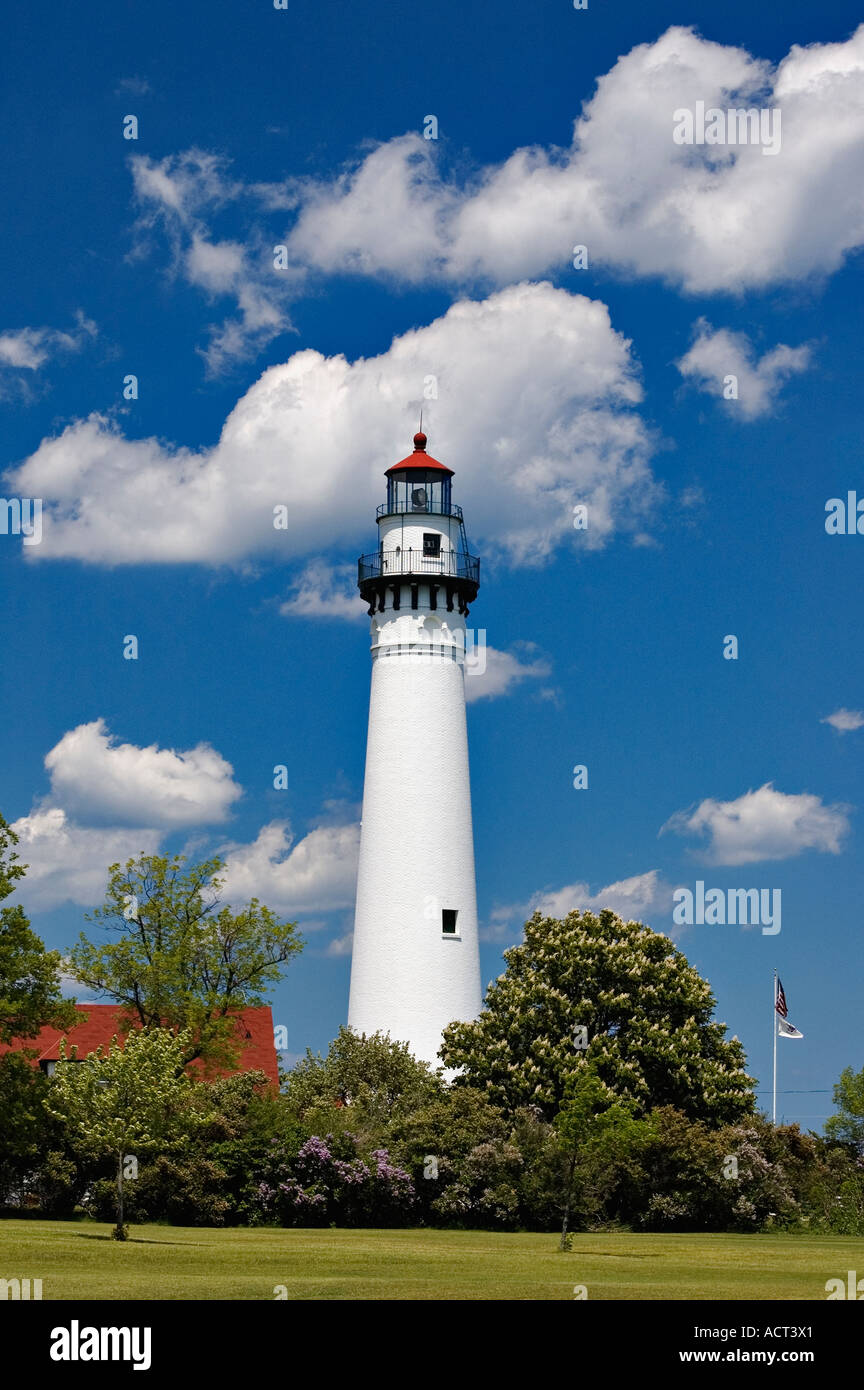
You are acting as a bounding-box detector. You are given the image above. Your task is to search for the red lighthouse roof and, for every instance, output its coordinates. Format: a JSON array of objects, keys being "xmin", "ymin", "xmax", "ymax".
[{"xmin": 385, "ymin": 431, "xmax": 454, "ymax": 477}]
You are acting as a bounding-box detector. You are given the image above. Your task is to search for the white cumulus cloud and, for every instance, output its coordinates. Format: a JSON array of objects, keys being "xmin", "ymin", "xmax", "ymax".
[
  {"xmin": 127, "ymin": 26, "xmax": 864, "ymax": 370},
  {"xmin": 484, "ymin": 869, "xmax": 673, "ymax": 942},
  {"xmin": 219, "ymin": 819, "xmax": 360, "ymax": 917},
  {"xmin": 0, "ymin": 313, "xmax": 96, "ymax": 372},
  {"xmin": 279, "ymin": 560, "xmax": 365, "ymax": 620},
  {"xmin": 8, "ymin": 282, "xmax": 657, "ymax": 568},
  {"xmin": 10, "ymin": 807, "xmax": 161, "ymax": 913},
  {"xmin": 464, "ymin": 645, "xmax": 551, "ymax": 702},
  {"xmin": 9, "ymin": 721, "xmax": 241, "ymax": 911},
  {"xmin": 43, "ymin": 719, "xmax": 242, "ymax": 827},
  {"xmin": 10, "ymin": 724, "xmax": 358, "ymax": 920},
  {"xmin": 676, "ymin": 320, "xmax": 811, "ymax": 419},
  {"xmin": 285, "ymin": 26, "xmax": 864, "ymax": 295},
  {"xmin": 662, "ymin": 782, "xmax": 851, "ymax": 864},
  {"xmin": 821, "ymin": 708, "xmax": 864, "ymax": 733}
]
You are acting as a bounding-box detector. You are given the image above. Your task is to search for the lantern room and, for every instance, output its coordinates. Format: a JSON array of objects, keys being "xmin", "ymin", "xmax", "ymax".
[{"xmin": 383, "ymin": 432, "xmax": 454, "ymax": 517}]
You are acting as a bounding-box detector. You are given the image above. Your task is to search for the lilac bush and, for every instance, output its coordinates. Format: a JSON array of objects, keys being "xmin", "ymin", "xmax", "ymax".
[{"xmin": 256, "ymin": 1134, "xmax": 415, "ymax": 1227}]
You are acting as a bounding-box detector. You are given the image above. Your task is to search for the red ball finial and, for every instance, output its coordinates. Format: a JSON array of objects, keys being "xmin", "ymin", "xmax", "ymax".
[{"xmin": 413, "ymin": 431, "xmax": 427, "ymax": 451}]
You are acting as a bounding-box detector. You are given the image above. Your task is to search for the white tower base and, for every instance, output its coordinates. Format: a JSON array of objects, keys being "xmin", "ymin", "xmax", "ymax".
[{"xmin": 348, "ymin": 599, "xmax": 482, "ymax": 1067}]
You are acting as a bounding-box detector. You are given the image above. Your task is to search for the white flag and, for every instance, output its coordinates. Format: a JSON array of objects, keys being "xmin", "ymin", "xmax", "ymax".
[{"xmin": 778, "ymin": 1017, "xmax": 803, "ymax": 1039}]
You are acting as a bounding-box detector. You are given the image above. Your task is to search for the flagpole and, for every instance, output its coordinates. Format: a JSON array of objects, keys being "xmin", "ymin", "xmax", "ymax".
[{"xmin": 777, "ymin": 973, "xmax": 783, "ymax": 1123}]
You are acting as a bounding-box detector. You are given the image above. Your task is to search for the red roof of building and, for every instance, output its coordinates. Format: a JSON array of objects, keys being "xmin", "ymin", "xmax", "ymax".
[
  {"xmin": 386, "ymin": 431, "xmax": 454, "ymax": 477},
  {"xmin": 0, "ymin": 1004, "xmax": 279, "ymax": 1086}
]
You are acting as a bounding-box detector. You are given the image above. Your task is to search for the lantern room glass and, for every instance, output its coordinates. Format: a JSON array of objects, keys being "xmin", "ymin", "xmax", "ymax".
[{"xmin": 386, "ymin": 471, "xmax": 451, "ymax": 515}]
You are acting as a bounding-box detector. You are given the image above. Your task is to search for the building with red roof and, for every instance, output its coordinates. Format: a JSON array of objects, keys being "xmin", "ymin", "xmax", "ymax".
[{"xmin": 0, "ymin": 1003, "xmax": 280, "ymax": 1086}]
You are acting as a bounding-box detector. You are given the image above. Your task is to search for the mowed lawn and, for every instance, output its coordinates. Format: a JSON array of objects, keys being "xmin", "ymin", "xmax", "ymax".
[{"xmin": 2, "ymin": 1221, "xmax": 863, "ymax": 1299}]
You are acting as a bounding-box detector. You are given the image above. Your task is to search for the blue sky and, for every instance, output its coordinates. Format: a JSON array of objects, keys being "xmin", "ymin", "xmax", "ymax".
[{"xmin": 1, "ymin": 0, "xmax": 863, "ymax": 1127}]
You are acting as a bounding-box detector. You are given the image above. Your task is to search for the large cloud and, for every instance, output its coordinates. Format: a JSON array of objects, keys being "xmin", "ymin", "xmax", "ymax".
[
  {"xmin": 662, "ymin": 783, "xmax": 851, "ymax": 864},
  {"xmin": 287, "ymin": 26, "xmax": 864, "ymax": 295},
  {"xmin": 42, "ymin": 719, "xmax": 242, "ymax": 828},
  {"xmin": 12, "ymin": 810, "xmax": 359, "ymax": 919},
  {"xmin": 114, "ymin": 28, "xmax": 864, "ymax": 376},
  {"xmin": 9, "ymin": 282, "xmax": 657, "ymax": 567}
]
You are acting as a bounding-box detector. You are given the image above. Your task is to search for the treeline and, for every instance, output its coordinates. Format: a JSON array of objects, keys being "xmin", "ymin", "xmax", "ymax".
[{"xmin": 4, "ymin": 1029, "xmax": 863, "ymax": 1235}]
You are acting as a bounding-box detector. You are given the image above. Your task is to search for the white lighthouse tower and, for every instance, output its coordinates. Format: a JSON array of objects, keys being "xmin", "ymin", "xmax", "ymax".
[{"xmin": 348, "ymin": 431, "xmax": 482, "ymax": 1067}]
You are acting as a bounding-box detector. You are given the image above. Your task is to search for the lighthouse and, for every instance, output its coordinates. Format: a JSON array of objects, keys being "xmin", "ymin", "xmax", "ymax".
[{"xmin": 348, "ymin": 431, "xmax": 482, "ymax": 1067}]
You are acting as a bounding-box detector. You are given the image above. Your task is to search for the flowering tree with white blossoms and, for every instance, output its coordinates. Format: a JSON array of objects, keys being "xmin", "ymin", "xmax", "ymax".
[
  {"xmin": 442, "ymin": 908, "xmax": 755, "ymax": 1125},
  {"xmin": 46, "ymin": 1026, "xmax": 195, "ymax": 1240}
]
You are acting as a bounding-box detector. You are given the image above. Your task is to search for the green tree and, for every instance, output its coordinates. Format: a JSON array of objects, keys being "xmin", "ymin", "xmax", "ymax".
[
  {"xmin": 45, "ymin": 1026, "xmax": 197, "ymax": 1238},
  {"xmin": 442, "ymin": 908, "xmax": 755, "ymax": 1124},
  {"xmin": 825, "ymin": 1065, "xmax": 864, "ymax": 1148},
  {"xmin": 284, "ymin": 1027, "xmax": 444, "ymax": 1132},
  {"xmin": 0, "ymin": 814, "xmax": 77, "ymax": 1043},
  {"xmin": 390, "ymin": 1087, "xmax": 511, "ymax": 1224},
  {"xmin": 0, "ymin": 1055, "xmax": 54, "ymax": 1201},
  {"xmin": 554, "ymin": 1064, "xmax": 645, "ymax": 1246},
  {"xmin": 0, "ymin": 814, "xmax": 78, "ymax": 1199},
  {"xmin": 392, "ymin": 1087, "xmax": 508, "ymax": 1167},
  {"xmin": 67, "ymin": 852, "xmax": 302, "ymax": 1071},
  {"xmin": 171, "ymin": 1069, "xmax": 300, "ymax": 1224}
]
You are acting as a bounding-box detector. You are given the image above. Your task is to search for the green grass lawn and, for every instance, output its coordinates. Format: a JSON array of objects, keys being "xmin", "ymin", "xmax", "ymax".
[{"xmin": 1, "ymin": 1221, "xmax": 862, "ymax": 1299}]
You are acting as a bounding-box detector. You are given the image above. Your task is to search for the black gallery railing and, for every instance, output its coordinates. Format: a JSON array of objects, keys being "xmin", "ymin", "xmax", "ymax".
[
  {"xmin": 358, "ymin": 548, "xmax": 480, "ymax": 584},
  {"xmin": 376, "ymin": 501, "xmax": 464, "ymax": 520}
]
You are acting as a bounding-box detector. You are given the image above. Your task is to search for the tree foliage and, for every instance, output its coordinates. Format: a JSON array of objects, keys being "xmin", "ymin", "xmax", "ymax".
[
  {"xmin": 0, "ymin": 814, "xmax": 77, "ymax": 1044},
  {"xmin": 46, "ymin": 1027, "xmax": 195, "ymax": 1160},
  {"xmin": 0, "ymin": 1054, "xmax": 55, "ymax": 1199},
  {"xmin": 283, "ymin": 1027, "xmax": 443, "ymax": 1127},
  {"xmin": 45, "ymin": 1026, "xmax": 197, "ymax": 1236},
  {"xmin": 555, "ymin": 1062, "xmax": 643, "ymax": 1244},
  {"xmin": 825, "ymin": 1065, "xmax": 864, "ymax": 1148},
  {"xmin": 441, "ymin": 908, "xmax": 755, "ymax": 1124},
  {"xmin": 67, "ymin": 852, "xmax": 302, "ymax": 1070}
]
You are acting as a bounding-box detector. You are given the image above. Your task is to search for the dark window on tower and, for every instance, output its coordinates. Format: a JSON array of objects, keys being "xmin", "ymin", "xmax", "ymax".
[
  {"xmin": 423, "ymin": 533, "xmax": 441, "ymax": 557},
  {"xmin": 442, "ymin": 908, "xmax": 458, "ymax": 935}
]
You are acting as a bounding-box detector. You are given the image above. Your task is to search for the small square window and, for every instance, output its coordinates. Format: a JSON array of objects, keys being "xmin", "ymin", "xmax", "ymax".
[
  {"xmin": 423, "ymin": 533, "xmax": 441, "ymax": 556},
  {"xmin": 442, "ymin": 908, "xmax": 458, "ymax": 935}
]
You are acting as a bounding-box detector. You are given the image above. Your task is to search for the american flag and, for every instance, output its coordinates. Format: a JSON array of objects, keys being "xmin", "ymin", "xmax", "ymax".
[{"xmin": 775, "ymin": 977, "xmax": 788, "ymax": 1018}]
